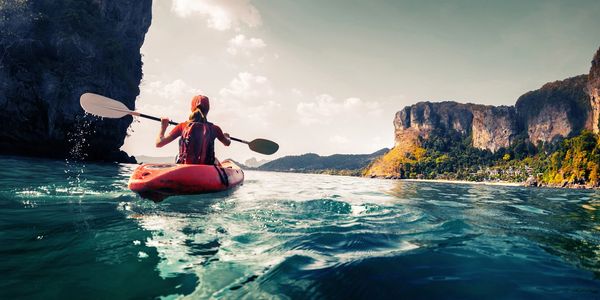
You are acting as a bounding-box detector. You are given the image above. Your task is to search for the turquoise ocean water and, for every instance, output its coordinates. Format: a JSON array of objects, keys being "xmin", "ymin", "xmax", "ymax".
[{"xmin": 1, "ymin": 155, "xmax": 599, "ymax": 299}]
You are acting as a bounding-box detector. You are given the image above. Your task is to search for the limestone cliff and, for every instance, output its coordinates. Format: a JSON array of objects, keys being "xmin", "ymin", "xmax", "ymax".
[
  {"xmin": 471, "ymin": 106, "xmax": 517, "ymax": 152},
  {"xmin": 515, "ymin": 75, "xmax": 590, "ymax": 144},
  {"xmin": 392, "ymin": 101, "xmax": 517, "ymax": 153},
  {"xmin": 393, "ymin": 101, "xmax": 473, "ymax": 144},
  {"xmin": 0, "ymin": 0, "xmax": 152, "ymax": 162},
  {"xmin": 390, "ymin": 74, "xmax": 590, "ymax": 154},
  {"xmin": 589, "ymin": 47, "xmax": 600, "ymax": 133},
  {"xmin": 367, "ymin": 47, "xmax": 600, "ymax": 178}
]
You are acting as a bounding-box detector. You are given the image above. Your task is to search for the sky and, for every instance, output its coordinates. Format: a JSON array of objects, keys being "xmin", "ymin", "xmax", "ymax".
[{"xmin": 121, "ymin": 0, "xmax": 600, "ymax": 162}]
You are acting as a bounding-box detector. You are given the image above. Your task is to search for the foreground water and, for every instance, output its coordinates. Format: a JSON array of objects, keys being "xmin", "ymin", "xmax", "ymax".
[{"xmin": 1, "ymin": 156, "xmax": 599, "ymax": 299}]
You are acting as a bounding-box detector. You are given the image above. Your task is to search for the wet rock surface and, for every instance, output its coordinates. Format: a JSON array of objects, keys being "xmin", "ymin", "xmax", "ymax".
[{"xmin": 0, "ymin": 0, "xmax": 152, "ymax": 162}]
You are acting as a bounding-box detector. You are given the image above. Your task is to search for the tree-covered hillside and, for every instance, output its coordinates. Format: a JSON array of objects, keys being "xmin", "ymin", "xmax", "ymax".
[
  {"xmin": 258, "ymin": 148, "xmax": 388, "ymax": 175},
  {"xmin": 366, "ymin": 130, "xmax": 600, "ymax": 188}
]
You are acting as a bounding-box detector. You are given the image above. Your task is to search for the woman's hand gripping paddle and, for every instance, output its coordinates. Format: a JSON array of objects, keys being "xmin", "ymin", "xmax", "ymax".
[{"xmin": 80, "ymin": 93, "xmax": 279, "ymax": 155}]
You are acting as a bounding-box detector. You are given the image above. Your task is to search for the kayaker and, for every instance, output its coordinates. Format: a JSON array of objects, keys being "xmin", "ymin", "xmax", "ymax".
[{"xmin": 156, "ymin": 95, "xmax": 231, "ymax": 165}]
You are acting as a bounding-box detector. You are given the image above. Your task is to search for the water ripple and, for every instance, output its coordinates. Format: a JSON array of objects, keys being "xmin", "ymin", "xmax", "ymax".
[{"xmin": 1, "ymin": 157, "xmax": 599, "ymax": 299}]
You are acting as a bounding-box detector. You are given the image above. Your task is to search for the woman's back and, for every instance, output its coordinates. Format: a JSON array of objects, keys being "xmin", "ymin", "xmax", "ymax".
[
  {"xmin": 155, "ymin": 94, "xmax": 231, "ymax": 164},
  {"xmin": 177, "ymin": 121, "xmax": 216, "ymax": 165}
]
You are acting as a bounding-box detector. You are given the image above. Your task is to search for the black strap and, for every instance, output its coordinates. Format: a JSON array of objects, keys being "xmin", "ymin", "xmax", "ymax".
[{"xmin": 215, "ymin": 165, "xmax": 229, "ymax": 187}]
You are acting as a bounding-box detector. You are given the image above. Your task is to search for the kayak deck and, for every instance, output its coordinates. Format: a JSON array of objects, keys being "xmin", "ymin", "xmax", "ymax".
[{"xmin": 128, "ymin": 159, "xmax": 244, "ymax": 201}]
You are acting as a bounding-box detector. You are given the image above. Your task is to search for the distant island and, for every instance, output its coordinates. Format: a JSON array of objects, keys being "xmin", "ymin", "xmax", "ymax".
[
  {"xmin": 258, "ymin": 149, "xmax": 388, "ymax": 176},
  {"xmin": 263, "ymin": 47, "xmax": 600, "ymax": 189},
  {"xmin": 244, "ymin": 157, "xmax": 271, "ymax": 168}
]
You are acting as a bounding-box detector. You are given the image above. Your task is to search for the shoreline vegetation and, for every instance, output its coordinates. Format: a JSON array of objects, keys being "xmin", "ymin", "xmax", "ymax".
[
  {"xmin": 362, "ymin": 130, "xmax": 600, "ymax": 190},
  {"xmin": 256, "ymin": 168, "xmax": 595, "ymax": 190},
  {"xmin": 257, "ymin": 130, "xmax": 600, "ymax": 190},
  {"xmin": 258, "ymin": 167, "xmax": 526, "ymax": 188},
  {"xmin": 257, "ymin": 47, "xmax": 600, "ymax": 190},
  {"xmin": 398, "ymin": 178, "xmax": 523, "ymax": 187}
]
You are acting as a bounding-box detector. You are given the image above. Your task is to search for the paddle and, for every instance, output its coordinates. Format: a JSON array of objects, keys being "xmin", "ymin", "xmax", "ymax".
[{"xmin": 80, "ymin": 93, "xmax": 279, "ymax": 155}]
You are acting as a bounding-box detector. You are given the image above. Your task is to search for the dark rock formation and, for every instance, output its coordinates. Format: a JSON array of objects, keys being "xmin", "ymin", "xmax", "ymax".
[
  {"xmin": 0, "ymin": 0, "xmax": 152, "ymax": 162},
  {"xmin": 524, "ymin": 176, "xmax": 538, "ymax": 187},
  {"xmin": 515, "ymin": 75, "xmax": 590, "ymax": 144},
  {"xmin": 589, "ymin": 47, "xmax": 600, "ymax": 133}
]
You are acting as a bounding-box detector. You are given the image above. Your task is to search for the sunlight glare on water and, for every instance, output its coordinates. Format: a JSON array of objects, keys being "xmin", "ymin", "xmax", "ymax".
[{"xmin": 0, "ymin": 156, "xmax": 599, "ymax": 299}]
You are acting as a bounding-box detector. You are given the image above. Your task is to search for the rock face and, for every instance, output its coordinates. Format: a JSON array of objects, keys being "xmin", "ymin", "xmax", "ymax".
[
  {"xmin": 515, "ymin": 75, "xmax": 590, "ymax": 144},
  {"xmin": 365, "ymin": 47, "xmax": 600, "ymax": 180},
  {"xmin": 0, "ymin": 0, "xmax": 152, "ymax": 162},
  {"xmin": 393, "ymin": 102, "xmax": 518, "ymax": 152},
  {"xmin": 394, "ymin": 102, "xmax": 473, "ymax": 144},
  {"xmin": 393, "ymin": 74, "xmax": 592, "ymax": 152},
  {"xmin": 589, "ymin": 47, "xmax": 600, "ymax": 133},
  {"xmin": 471, "ymin": 106, "xmax": 517, "ymax": 152}
]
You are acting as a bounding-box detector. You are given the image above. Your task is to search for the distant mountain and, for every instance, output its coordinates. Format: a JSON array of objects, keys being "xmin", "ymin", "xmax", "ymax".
[
  {"xmin": 258, "ymin": 148, "xmax": 389, "ymax": 173},
  {"xmin": 224, "ymin": 159, "xmax": 249, "ymax": 169},
  {"xmin": 244, "ymin": 157, "xmax": 271, "ymax": 168},
  {"xmin": 135, "ymin": 156, "xmax": 176, "ymax": 164}
]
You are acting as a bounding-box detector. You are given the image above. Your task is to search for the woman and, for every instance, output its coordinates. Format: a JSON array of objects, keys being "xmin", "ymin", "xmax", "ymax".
[{"xmin": 156, "ymin": 95, "xmax": 231, "ymax": 165}]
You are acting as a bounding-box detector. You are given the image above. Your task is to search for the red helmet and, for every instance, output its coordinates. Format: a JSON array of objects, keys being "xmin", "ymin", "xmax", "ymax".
[{"xmin": 190, "ymin": 95, "xmax": 210, "ymax": 114}]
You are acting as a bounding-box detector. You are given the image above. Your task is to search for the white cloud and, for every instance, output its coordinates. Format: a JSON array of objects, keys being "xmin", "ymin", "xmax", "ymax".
[
  {"xmin": 297, "ymin": 94, "xmax": 338, "ymax": 124},
  {"xmin": 135, "ymin": 79, "xmax": 207, "ymax": 121},
  {"xmin": 226, "ymin": 34, "xmax": 266, "ymax": 56},
  {"xmin": 171, "ymin": 0, "xmax": 261, "ymax": 31},
  {"xmin": 235, "ymin": 100, "xmax": 280, "ymax": 127},
  {"xmin": 142, "ymin": 79, "xmax": 203, "ymax": 103},
  {"xmin": 209, "ymin": 72, "xmax": 280, "ymax": 128},
  {"xmin": 296, "ymin": 94, "xmax": 382, "ymax": 125},
  {"xmin": 219, "ymin": 72, "xmax": 273, "ymax": 100}
]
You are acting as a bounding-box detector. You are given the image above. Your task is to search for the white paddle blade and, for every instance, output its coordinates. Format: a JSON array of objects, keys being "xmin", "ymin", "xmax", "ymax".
[{"xmin": 80, "ymin": 93, "xmax": 137, "ymax": 118}]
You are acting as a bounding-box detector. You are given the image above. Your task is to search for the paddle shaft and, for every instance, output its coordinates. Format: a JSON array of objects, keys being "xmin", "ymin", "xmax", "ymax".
[
  {"xmin": 139, "ymin": 113, "xmax": 178, "ymax": 126},
  {"xmin": 138, "ymin": 113, "xmax": 247, "ymax": 142},
  {"xmin": 80, "ymin": 92, "xmax": 279, "ymax": 155},
  {"xmin": 230, "ymin": 137, "xmax": 249, "ymax": 144}
]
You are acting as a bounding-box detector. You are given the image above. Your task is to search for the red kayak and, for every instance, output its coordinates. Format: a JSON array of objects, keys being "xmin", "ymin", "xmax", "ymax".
[{"xmin": 128, "ymin": 159, "xmax": 244, "ymax": 201}]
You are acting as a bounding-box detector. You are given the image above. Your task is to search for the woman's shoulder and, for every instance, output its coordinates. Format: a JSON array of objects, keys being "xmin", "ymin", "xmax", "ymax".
[
  {"xmin": 172, "ymin": 121, "xmax": 188, "ymax": 133},
  {"xmin": 208, "ymin": 123, "xmax": 223, "ymax": 133}
]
